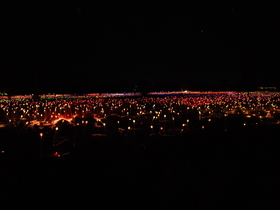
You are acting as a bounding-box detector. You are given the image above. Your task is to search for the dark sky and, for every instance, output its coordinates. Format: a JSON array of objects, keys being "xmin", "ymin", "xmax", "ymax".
[{"xmin": 1, "ymin": 1, "xmax": 279, "ymax": 93}]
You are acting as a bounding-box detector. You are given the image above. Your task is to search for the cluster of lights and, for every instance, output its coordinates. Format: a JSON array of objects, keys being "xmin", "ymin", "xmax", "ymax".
[
  {"xmin": 1, "ymin": 92, "xmax": 280, "ymax": 137},
  {"xmin": 1, "ymin": 91, "xmax": 280, "ymax": 159}
]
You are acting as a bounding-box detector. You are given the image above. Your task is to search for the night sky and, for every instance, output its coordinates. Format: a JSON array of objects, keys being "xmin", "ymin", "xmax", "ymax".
[{"xmin": 2, "ymin": 1, "xmax": 279, "ymax": 94}]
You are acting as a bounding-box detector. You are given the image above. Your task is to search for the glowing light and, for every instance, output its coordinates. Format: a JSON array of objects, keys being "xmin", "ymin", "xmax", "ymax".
[{"xmin": 53, "ymin": 117, "xmax": 73, "ymax": 125}]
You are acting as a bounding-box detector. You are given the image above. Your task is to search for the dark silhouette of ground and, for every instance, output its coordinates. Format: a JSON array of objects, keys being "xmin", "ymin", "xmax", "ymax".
[{"xmin": 1, "ymin": 123, "xmax": 279, "ymax": 208}]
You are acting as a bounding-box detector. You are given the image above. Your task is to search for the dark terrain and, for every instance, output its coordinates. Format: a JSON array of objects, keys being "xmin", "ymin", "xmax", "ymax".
[{"xmin": 1, "ymin": 119, "xmax": 279, "ymax": 208}]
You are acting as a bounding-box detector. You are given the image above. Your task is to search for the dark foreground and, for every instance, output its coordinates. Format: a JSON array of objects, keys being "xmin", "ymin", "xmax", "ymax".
[{"xmin": 1, "ymin": 125, "xmax": 280, "ymax": 208}]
